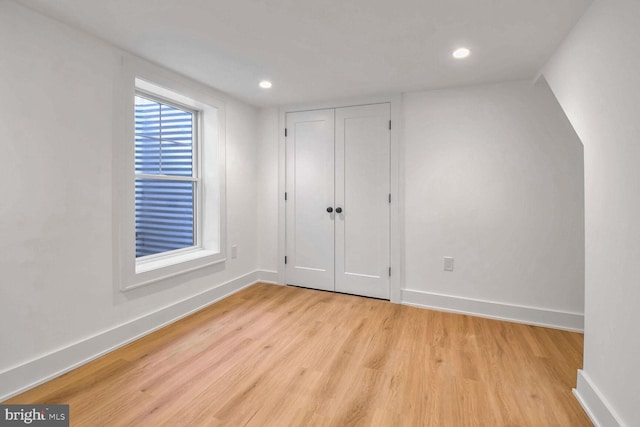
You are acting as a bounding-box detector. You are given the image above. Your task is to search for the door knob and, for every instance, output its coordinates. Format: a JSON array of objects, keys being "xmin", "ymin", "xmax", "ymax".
[
  {"xmin": 326, "ymin": 207, "xmax": 333, "ymax": 213},
  {"xmin": 335, "ymin": 207, "xmax": 343, "ymax": 213}
]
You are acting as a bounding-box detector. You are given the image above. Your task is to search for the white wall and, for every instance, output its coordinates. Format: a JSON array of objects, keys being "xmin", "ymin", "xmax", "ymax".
[
  {"xmin": 402, "ymin": 80, "xmax": 585, "ymax": 325},
  {"xmin": 0, "ymin": 0, "xmax": 593, "ymax": 405},
  {"xmin": 0, "ymin": 1, "xmax": 259, "ymax": 398},
  {"xmin": 543, "ymin": 0, "xmax": 640, "ymax": 425}
]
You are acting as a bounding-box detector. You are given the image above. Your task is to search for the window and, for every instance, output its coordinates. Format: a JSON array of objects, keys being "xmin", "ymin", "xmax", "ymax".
[
  {"xmin": 114, "ymin": 55, "xmax": 226, "ymax": 291},
  {"xmin": 135, "ymin": 93, "xmax": 198, "ymax": 258}
]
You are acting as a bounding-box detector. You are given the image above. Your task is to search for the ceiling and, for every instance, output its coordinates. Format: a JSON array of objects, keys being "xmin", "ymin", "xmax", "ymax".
[{"xmin": 17, "ymin": 0, "xmax": 592, "ymax": 107}]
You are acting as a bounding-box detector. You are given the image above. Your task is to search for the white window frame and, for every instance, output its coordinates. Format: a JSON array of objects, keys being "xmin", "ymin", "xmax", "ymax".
[
  {"xmin": 114, "ymin": 55, "xmax": 226, "ymax": 291},
  {"xmin": 134, "ymin": 89, "xmax": 201, "ymax": 263}
]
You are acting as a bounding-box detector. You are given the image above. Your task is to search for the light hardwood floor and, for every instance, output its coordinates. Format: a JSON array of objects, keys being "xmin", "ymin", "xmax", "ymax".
[{"xmin": 4, "ymin": 283, "xmax": 591, "ymax": 426}]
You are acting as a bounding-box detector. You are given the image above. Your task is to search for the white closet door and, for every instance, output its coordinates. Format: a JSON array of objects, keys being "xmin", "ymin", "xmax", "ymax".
[
  {"xmin": 335, "ymin": 104, "xmax": 390, "ymax": 299},
  {"xmin": 285, "ymin": 109, "xmax": 335, "ymax": 291}
]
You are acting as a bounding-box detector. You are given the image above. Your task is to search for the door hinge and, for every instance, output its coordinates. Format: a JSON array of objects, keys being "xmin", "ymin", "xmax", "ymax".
[
  {"xmin": 285, "ymin": 192, "xmax": 288, "ymax": 201},
  {"xmin": 285, "ymin": 256, "xmax": 288, "ymax": 265},
  {"xmin": 285, "ymin": 128, "xmax": 288, "ymax": 137},
  {"xmin": 388, "ymin": 193, "xmax": 391, "ymax": 204},
  {"xmin": 389, "ymin": 120, "xmax": 391, "ymax": 130},
  {"xmin": 388, "ymin": 267, "xmax": 391, "ymax": 277}
]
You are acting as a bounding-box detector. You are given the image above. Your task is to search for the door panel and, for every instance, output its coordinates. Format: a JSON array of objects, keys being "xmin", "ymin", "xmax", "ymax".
[
  {"xmin": 335, "ymin": 104, "xmax": 390, "ymax": 299},
  {"xmin": 285, "ymin": 109, "xmax": 335, "ymax": 291}
]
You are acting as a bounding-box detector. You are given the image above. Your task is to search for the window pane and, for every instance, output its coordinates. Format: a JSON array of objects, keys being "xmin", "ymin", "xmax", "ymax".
[
  {"xmin": 135, "ymin": 95, "xmax": 193, "ymax": 177},
  {"xmin": 159, "ymin": 103, "xmax": 193, "ymax": 177},
  {"xmin": 160, "ymin": 139, "xmax": 193, "ymax": 176},
  {"xmin": 135, "ymin": 179, "xmax": 195, "ymax": 257},
  {"xmin": 135, "ymin": 96, "xmax": 161, "ymax": 139},
  {"xmin": 135, "ymin": 97, "xmax": 161, "ymax": 175},
  {"xmin": 135, "ymin": 134, "xmax": 161, "ymax": 175}
]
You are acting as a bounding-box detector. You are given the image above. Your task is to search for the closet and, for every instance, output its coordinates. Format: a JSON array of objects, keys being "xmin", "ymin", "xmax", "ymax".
[{"xmin": 285, "ymin": 103, "xmax": 390, "ymax": 299}]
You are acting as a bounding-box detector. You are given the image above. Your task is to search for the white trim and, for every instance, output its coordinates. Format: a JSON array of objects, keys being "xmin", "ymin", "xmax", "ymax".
[
  {"xmin": 277, "ymin": 109, "xmax": 286, "ymax": 286},
  {"xmin": 135, "ymin": 246, "xmax": 212, "ymax": 272},
  {"xmin": 257, "ymin": 270, "xmax": 280, "ymax": 284},
  {"xmin": 134, "ymin": 174, "xmax": 197, "ymax": 182},
  {"xmin": 0, "ymin": 271, "xmax": 266, "ymax": 402},
  {"xmin": 277, "ymin": 93, "xmax": 403, "ymax": 301},
  {"xmin": 113, "ymin": 53, "xmax": 227, "ymax": 292},
  {"xmin": 389, "ymin": 94, "xmax": 402, "ymax": 303},
  {"xmin": 131, "ymin": 255, "xmax": 227, "ymax": 289},
  {"xmin": 401, "ymin": 288, "xmax": 584, "ymax": 332},
  {"xmin": 573, "ymin": 370, "xmax": 625, "ymax": 427}
]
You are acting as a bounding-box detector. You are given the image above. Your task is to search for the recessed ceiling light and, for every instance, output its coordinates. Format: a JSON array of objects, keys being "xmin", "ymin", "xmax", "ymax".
[
  {"xmin": 452, "ymin": 47, "xmax": 471, "ymax": 59},
  {"xmin": 259, "ymin": 80, "xmax": 272, "ymax": 89}
]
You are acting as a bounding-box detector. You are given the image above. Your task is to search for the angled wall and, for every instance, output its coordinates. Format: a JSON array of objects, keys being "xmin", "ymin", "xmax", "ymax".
[
  {"xmin": 402, "ymin": 80, "xmax": 585, "ymax": 330},
  {"xmin": 543, "ymin": 0, "xmax": 640, "ymax": 425}
]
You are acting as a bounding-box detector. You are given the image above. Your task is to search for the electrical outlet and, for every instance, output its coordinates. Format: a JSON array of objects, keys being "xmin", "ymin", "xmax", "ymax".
[
  {"xmin": 231, "ymin": 245, "xmax": 238, "ymax": 259},
  {"xmin": 444, "ymin": 257, "xmax": 454, "ymax": 272}
]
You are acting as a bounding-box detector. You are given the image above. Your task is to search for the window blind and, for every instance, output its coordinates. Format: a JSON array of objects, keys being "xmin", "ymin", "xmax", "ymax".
[{"xmin": 134, "ymin": 96, "xmax": 195, "ymax": 258}]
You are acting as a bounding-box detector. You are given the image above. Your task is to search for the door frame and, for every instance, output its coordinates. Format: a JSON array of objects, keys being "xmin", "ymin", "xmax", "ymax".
[{"xmin": 277, "ymin": 94, "xmax": 403, "ymax": 303}]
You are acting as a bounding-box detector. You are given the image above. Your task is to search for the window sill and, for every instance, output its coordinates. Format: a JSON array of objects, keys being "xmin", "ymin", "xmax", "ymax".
[
  {"xmin": 136, "ymin": 249, "xmax": 220, "ymax": 274},
  {"xmin": 121, "ymin": 249, "xmax": 225, "ymax": 291}
]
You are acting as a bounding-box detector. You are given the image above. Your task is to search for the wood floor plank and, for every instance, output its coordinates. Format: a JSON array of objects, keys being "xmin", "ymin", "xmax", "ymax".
[{"xmin": 4, "ymin": 283, "xmax": 592, "ymax": 426}]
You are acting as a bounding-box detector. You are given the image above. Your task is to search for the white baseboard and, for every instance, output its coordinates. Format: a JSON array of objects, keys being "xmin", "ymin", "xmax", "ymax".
[
  {"xmin": 257, "ymin": 269, "xmax": 280, "ymax": 284},
  {"xmin": 0, "ymin": 270, "xmax": 271, "ymax": 401},
  {"xmin": 573, "ymin": 370, "xmax": 623, "ymax": 427},
  {"xmin": 401, "ymin": 289, "xmax": 584, "ymax": 332}
]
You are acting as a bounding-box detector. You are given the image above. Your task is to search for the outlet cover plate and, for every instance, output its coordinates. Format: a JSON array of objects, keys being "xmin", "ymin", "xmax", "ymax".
[{"xmin": 444, "ymin": 256, "xmax": 454, "ymax": 272}]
